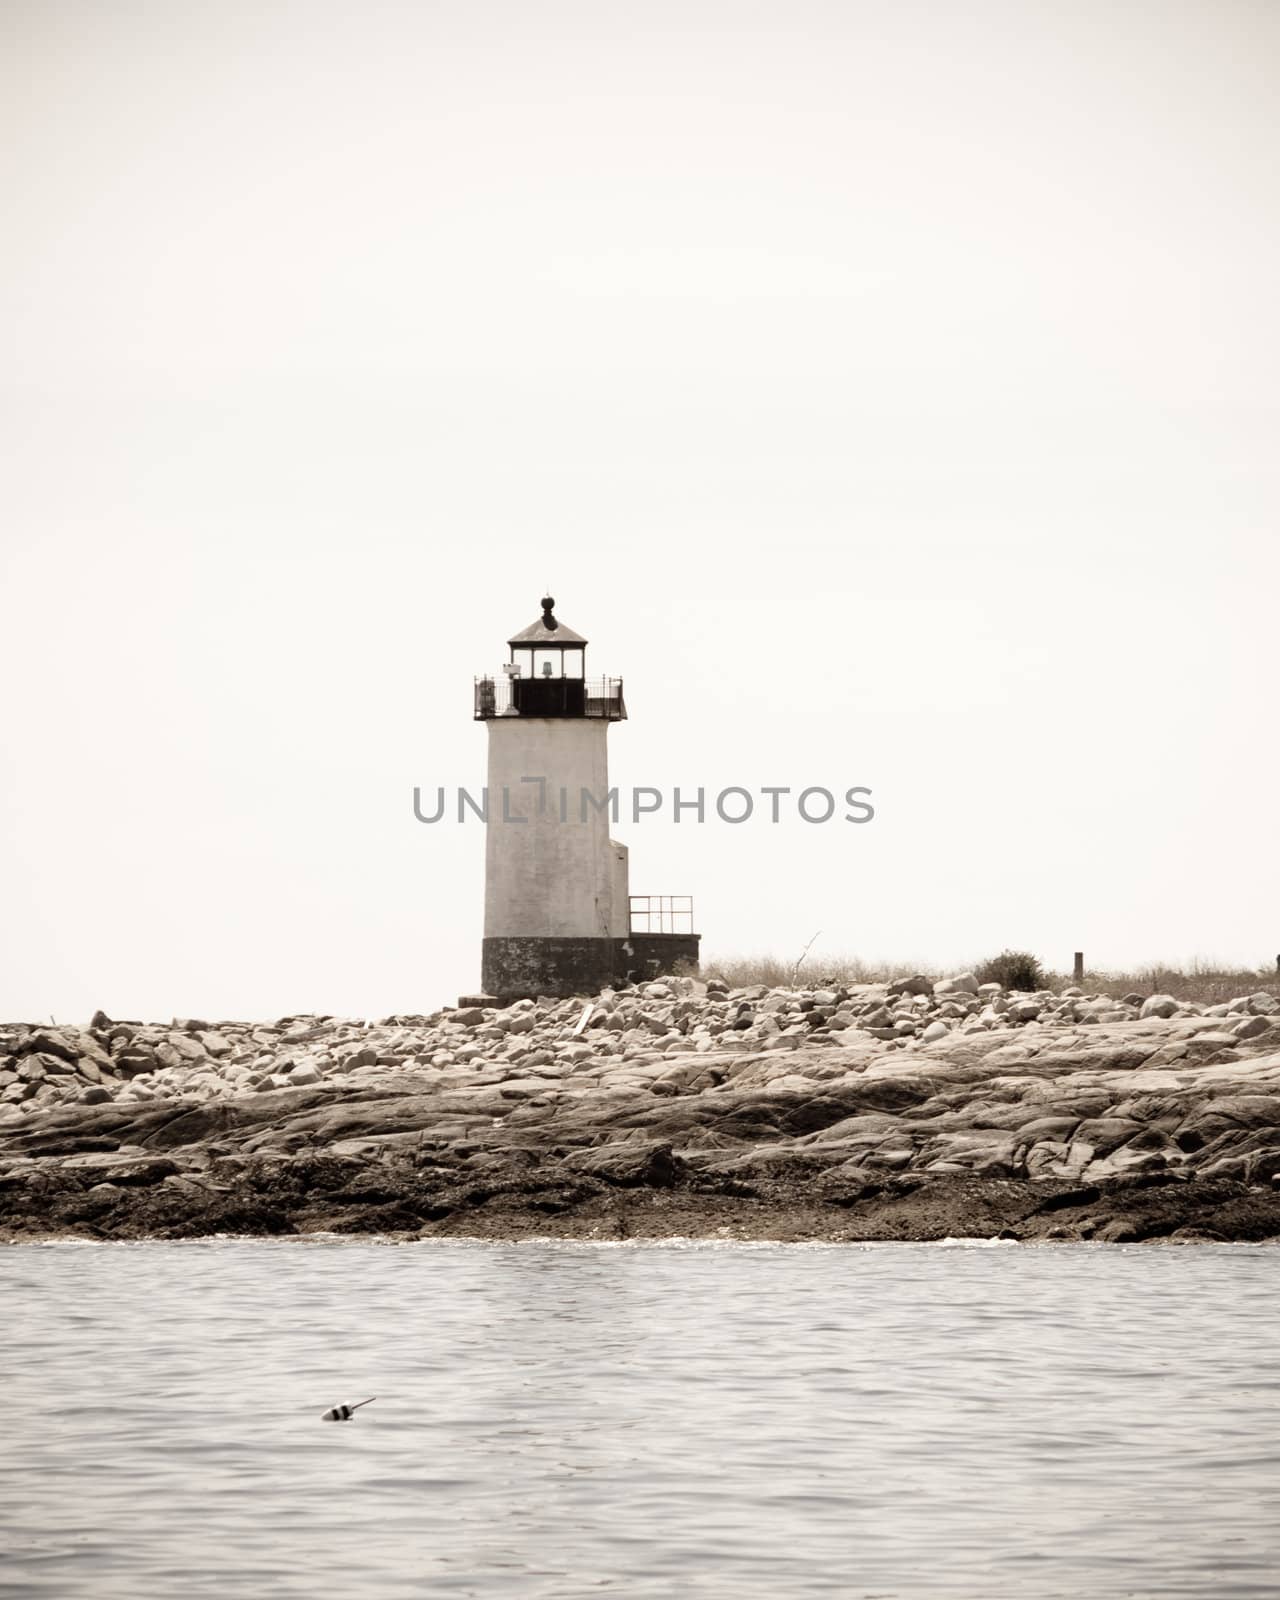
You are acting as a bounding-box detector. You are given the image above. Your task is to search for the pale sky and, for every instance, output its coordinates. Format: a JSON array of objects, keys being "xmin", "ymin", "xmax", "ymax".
[{"xmin": 3, "ymin": 0, "xmax": 1277, "ymax": 1022}]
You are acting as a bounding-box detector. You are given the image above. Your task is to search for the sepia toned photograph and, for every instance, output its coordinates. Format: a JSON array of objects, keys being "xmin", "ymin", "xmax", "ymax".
[{"xmin": 3, "ymin": 1, "xmax": 1278, "ymax": 1595}]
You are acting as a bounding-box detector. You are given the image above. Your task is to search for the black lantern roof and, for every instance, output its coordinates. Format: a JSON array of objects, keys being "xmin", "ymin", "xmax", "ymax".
[{"xmin": 507, "ymin": 595, "xmax": 587, "ymax": 647}]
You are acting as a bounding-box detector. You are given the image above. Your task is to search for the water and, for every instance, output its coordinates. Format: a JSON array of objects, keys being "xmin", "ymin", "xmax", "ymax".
[{"xmin": 3, "ymin": 1240, "xmax": 1279, "ymax": 1599}]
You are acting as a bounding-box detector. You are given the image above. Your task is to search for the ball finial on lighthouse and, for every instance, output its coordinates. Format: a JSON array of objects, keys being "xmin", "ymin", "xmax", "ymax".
[{"xmin": 541, "ymin": 595, "xmax": 557, "ymax": 630}]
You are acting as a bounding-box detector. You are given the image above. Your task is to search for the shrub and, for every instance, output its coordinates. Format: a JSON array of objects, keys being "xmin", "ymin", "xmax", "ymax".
[{"xmin": 975, "ymin": 949, "xmax": 1045, "ymax": 992}]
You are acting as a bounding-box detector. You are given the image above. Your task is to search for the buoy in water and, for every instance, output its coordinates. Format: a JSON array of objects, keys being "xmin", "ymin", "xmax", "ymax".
[{"xmin": 322, "ymin": 1396, "xmax": 376, "ymax": 1422}]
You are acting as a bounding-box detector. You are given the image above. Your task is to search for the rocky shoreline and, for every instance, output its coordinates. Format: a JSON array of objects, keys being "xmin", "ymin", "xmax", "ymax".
[{"xmin": 3, "ymin": 973, "xmax": 1280, "ymax": 1244}]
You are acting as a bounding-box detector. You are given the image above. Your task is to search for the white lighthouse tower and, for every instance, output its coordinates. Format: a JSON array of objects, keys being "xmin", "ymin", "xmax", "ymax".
[{"xmin": 473, "ymin": 596, "xmax": 698, "ymax": 1000}]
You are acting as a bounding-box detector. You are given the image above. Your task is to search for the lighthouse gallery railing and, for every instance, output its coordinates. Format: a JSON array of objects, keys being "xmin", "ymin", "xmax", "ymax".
[{"xmin": 474, "ymin": 675, "xmax": 626, "ymax": 719}]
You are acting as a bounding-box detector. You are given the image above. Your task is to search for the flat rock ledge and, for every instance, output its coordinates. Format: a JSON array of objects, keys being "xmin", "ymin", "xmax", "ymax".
[{"xmin": 3, "ymin": 975, "xmax": 1280, "ymax": 1244}]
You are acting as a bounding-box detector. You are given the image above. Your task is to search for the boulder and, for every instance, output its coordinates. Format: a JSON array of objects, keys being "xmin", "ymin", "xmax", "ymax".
[
  {"xmin": 561, "ymin": 1142, "xmax": 685, "ymax": 1187},
  {"xmin": 31, "ymin": 1052, "xmax": 76, "ymax": 1077},
  {"xmin": 498, "ymin": 1011, "xmax": 536, "ymax": 1035},
  {"xmin": 933, "ymin": 974, "xmax": 980, "ymax": 997},
  {"xmin": 1140, "ymin": 995, "xmax": 1179, "ymax": 1019},
  {"xmin": 114, "ymin": 1048, "xmax": 158, "ymax": 1079},
  {"xmin": 19, "ymin": 1032, "xmax": 79, "ymax": 1064}
]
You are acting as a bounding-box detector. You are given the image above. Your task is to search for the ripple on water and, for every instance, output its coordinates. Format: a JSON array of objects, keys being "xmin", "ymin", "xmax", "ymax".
[{"xmin": 3, "ymin": 1240, "xmax": 1279, "ymax": 1599}]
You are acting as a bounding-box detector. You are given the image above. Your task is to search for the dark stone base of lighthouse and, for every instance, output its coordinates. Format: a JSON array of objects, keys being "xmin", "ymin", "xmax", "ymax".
[{"xmin": 481, "ymin": 934, "xmax": 702, "ymax": 1002}]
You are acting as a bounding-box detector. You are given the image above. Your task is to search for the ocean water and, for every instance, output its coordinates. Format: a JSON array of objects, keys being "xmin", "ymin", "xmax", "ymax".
[{"xmin": 3, "ymin": 1239, "xmax": 1279, "ymax": 1599}]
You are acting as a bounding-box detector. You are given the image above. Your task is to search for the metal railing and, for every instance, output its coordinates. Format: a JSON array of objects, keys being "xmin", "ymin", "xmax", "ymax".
[
  {"xmin": 474, "ymin": 675, "xmax": 625, "ymax": 720},
  {"xmin": 629, "ymin": 895, "xmax": 695, "ymax": 935}
]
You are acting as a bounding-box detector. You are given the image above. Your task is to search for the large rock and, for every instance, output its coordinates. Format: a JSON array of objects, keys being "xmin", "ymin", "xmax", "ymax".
[
  {"xmin": 933, "ymin": 974, "xmax": 980, "ymax": 997},
  {"xmin": 19, "ymin": 1032, "xmax": 79, "ymax": 1064},
  {"xmin": 114, "ymin": 1048, "xmax": 158, "ymax": 1079},
  {"xmin": 560, "ymin": 1142, "xmax": 686, "ymax": 1188}
]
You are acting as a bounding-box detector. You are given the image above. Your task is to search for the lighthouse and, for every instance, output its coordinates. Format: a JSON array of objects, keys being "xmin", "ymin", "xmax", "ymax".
[{"xmin": 473, "ymin": 596, "xmax": 699, "ymax": 1000}]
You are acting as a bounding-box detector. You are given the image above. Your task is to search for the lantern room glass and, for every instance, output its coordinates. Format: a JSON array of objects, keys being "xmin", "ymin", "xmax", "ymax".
[{"xmin": 511, "ymin": 646, "xmax": 584, "ymax": 679}]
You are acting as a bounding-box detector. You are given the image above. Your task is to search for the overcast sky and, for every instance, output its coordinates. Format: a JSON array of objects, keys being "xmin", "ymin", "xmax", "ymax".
[{"xmin": 3, "ymin": 0, "xmax": 1277, "ymax": 1022}]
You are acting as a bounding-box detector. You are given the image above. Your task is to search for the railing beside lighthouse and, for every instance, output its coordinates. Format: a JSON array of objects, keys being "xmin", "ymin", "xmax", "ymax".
[{"xmin": 629, "ymin": 895, "xmax": 695, "ymax": 935}]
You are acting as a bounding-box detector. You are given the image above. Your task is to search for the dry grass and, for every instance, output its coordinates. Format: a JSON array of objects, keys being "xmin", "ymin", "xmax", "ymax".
[
  {"xmin": 701, "ymin": 955, "xmax": 945, "ymax": 990},
  {"xmin": 1065, "ymin": 964, "xmax": 1280, "ymax": 1005},
  {"xmin": 701, "ymin": 953, "xmax": 1280, "ymax": 1003}
]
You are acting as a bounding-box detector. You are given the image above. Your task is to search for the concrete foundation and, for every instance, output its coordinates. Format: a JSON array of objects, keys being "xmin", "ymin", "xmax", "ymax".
[
  {"xmin": 482, "ymin": 933, "xmax": 701, "ymax": 1001},
  {"xmin": 483, "ymin": 936, "xmax": 621, "ymax": 1001},
  {"xmin": 619, "ymin": 934, "xmax": 702, "ymax": 987}
]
